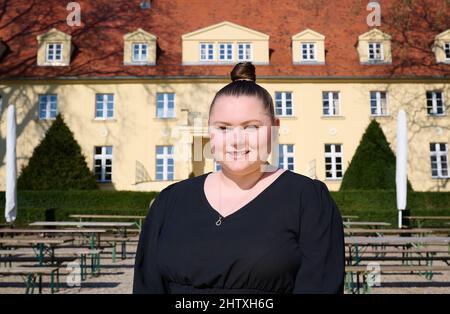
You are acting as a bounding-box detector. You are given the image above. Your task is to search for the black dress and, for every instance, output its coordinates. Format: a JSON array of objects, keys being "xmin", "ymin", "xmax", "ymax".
[{"xmin": 133, "ymin": 169, "xmax": 345, "ymax": 294}]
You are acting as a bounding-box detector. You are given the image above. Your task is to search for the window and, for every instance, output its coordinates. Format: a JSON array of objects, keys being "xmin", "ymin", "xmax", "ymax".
[
  {"xmin": 278, "ymin": 144, "xmax": 295, "ymax": 171},
  {"xmin": 430, "ymin": 143, "xmax": 449, "ymax": 178},
  {"xmin": 237, "ymin": 43, "xmax": 252, "ymax": 61},
  {"xmin": 301, "ymin": 43, "xmax": 316, "ymax": 61},
  {"xmin": 200, "ymin": 43, "xmax": 214, "ymax": 61},
  {"xmin": 368, "ymin": 42, "xmax": 383, "ymax": 62},
  {"xmin": 445, "ymin": 42, "xmax": 450, "ymax": 60},
  {"xmin": 219, "ymin": 43, "xmax": 233, "ymax": 61},
  {"xmin": 325, "ymin": 144, "xmax": 343, "ymax": 179},
  {"xmin": 156, "ymin": 146, "xmax": 174, "ymax": 181},
  {"xmin": 275, "ymin": 92, "xmax": 293, "ymax": 116},
  {"xmin": 322, "ymin": 92, "xmax": 340, "ymax": 116},
  {"xmin": 94, "ymin": 146, "xmax": 113, "ymax": 182},
  {"xmin": 46, "ymin": 43, "xmax": 63, "ymax": 63},
  {"xmin": 156, "ymin": 93, "xmax": 175, "ymax": 118},
  {"xmin": 426, "ymin": 91, "xmax": 445, "ymax": 116},
  {"xmin": 95, "ymin": 94, "xmax": 114, "ymax": 119},
  {"xmin": 38, "ymin": 94, "xmax": 58, "ymax": 120},
  {"xmin": 132, "ymin": 43, "xmax": 148, "ymax": 63},
  {"xmin": 370, "ymin": 91, "xmax": 388, "ymax": 116}
]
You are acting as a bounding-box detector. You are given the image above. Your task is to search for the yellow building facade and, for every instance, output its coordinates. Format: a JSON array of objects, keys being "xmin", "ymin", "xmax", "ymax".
[{"xmin": 0, "ymin": 20, "xmax": 449, "ymax": 192}]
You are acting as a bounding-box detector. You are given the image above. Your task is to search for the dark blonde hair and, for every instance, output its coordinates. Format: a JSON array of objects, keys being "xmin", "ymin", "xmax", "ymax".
[{"xmin": 208, "ymin": 62, "xmax": 275, "ymax": 124}]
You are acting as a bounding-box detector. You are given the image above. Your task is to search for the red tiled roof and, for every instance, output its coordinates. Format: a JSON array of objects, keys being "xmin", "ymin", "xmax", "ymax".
[{"xmin": 0, "ymin": 0, "xmax": 449, "ymax": 79}]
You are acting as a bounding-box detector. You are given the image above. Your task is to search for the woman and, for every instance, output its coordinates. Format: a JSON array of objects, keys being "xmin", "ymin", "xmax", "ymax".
[{"xmin": 133, "ymin": 62, "xmax": 345, "ymax": 294}]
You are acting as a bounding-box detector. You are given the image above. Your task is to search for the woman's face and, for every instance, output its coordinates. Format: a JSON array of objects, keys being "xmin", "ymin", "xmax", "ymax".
[{"xmin": 208, "ymin": 95, "xmax": 279, "ymax": 174}]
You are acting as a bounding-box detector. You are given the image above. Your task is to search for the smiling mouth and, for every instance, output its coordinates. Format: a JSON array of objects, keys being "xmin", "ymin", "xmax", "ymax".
[{"xmin": 227, "ymin": 150, "xmax": 250, "ymax": 159}]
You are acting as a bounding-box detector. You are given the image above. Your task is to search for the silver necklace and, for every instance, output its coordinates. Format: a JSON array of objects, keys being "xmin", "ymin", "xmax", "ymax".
[{"xmin": 215, "ymin": 170, "xmax": 266, "ymax": 227}]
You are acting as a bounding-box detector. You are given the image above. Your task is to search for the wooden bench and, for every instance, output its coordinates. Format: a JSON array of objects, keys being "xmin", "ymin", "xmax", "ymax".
[
  {"xmin": 99, "ymin": 237, "xmax": 130, "ymax": 262},
  {"xmin": 345, "ymin": 264, "xmax": 450, "ymax": 294},
  {"xmin": 1, "ymin": 248, "xmax": 102, "ymax": 280},
  {"xmin": 54, "ymin": 248, "xmax": 102, "ymax": 279},
  {"xmin": 0, "ymin": 266, "xmax": 60, "ymax": 294}
]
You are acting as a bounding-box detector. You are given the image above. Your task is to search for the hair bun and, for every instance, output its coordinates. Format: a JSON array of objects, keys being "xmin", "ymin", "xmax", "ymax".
[{"xmin": 230, "ymin": 62, "xmax": 256, "ymax": 82}]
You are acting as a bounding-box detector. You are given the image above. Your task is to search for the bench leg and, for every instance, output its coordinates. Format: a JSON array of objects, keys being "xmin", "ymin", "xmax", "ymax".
[
  {"xmin": 80, "ymin": 254, "xmax": 87, "ymax": 281},
  {"xmin": 24, "ymin": 274, "xmax": 35, "ymax": 294},
  {"xmin": 50, "ymin": 271, "xmax": 55, "ymax": 294},
  {"xmin": 112, "ymin": 242, "xmax": 117, "ymax": 263},
  {"xmin": 56, "ymin": 268, "xmax": 60, "ymax": 292},
  {"xmin": 344, "ymin": 272, "xmax": 353, "ymax": 293},
  {"xmin": 93, "ymin": 253, "xmax": 101, "ymax": 277},
  {"xmin": 38, "ymin": 274, "xmax": 42, "ymax": 294},
  {"xmin": 50, "ymin": 269, "xmax": 60, "ymax": 294},
  {"xmin": 121, "ymin": 241, "xmax": 127, "ymax": 260}
]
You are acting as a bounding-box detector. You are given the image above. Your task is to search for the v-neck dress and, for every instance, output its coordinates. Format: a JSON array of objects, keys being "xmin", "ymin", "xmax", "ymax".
[{"xmin": 133, "ymin": 169, "xmax": 345, "ymax": 294}]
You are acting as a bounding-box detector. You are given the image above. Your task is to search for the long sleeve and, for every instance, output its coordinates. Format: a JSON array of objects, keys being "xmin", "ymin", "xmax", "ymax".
[
  {"xmin": 133, "ymin": 185, "xmax": 173, "ymax": 294},
  {"xmin": 293, "ymin": 179, "xmax": 345, "ymax": 294}
]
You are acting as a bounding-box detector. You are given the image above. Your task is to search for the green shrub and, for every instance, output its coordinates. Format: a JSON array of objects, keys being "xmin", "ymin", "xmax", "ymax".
[
  {"xmin": 17, "ymin": 113, "xmax": 98, "ymax": 190},
  {"xmin": 340, "ymin": 119, "xmax": 413, "ymax": 191}
]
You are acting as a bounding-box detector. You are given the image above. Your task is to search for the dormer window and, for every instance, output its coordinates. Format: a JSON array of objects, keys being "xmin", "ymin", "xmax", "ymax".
[
  {"xmin": 46, "ymin": 43, "xmax": 63, "ymax": 63},
  {"xmin": 368, "ymin": 42, "xmax": 383, "ymax": 62},
  {"xmin": 237, "ymin": 43, "xmax": 252, "ymax": 61},
  {"xmin": 301, "ymin": 43, "xmax": 316, "ymax": 61},
  {"xmin": 433, "ymin": 30, "xmax": 450, "ymax": 64},
  {"xmin": 200, "ymin": 43, "xmax": 215, "ymax": 61},
  {"xmin": 292, "ymin": 29, "xmax": 325, "ymax": 65},
  {"xmin": 445, "ymin": 42, "xmax": 450, "ymax": 60},
  {"xmin": 132, "ymin": 43, "xmax": 148, "ymax": 63},
  {"xmin": 123, "ymin": 29, "xmax": 157, "ymax": 66},
  {"xmin": 182, "ymin": 21, "xmax": 268, "ymax": 65},
  {"xmin": 37, "ymin": 28, "xmax": 73, "ymax": 66},
  {"xmin": 218, "ymin": 43, "xmax": 233, "ymax": 61},
  {"xmin": 357, "ymin": 29, "xmax": 392, "ymax": 64}
]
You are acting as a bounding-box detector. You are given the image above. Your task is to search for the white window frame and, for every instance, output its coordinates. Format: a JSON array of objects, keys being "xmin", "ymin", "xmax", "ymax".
[
  {"xmin": 325, "ymin": 144, "xmax": 343, "ymax": 180},
  {"xmin": 132, "ymin": 42, "xmax": 148, "ymax": 63},
  {"xmin": 301, "ymin": 42, "xmax": 316, "ymax": 61},
  {"xmin": 156, "ymin": 93, "xmax": 175, "ymax": 118},
  {"xmin": 156, "ymin": 146, "xmax": 174, "ymax": 181},
  {"xmin": 278, "ymin": 144, "xmax": 295, "ymax": 171},
  {"xmin": 444, "ymin": 42, "xmax": 450, "ymax": 60},
  {"xmin": 38, "ymin": 94, "xmax": 58, "ymax": 120},
  {"xmin": 370, "ymin": 91, "xmax": 389, "ymax": 116},
  {"xmin": 275, "ymin": 92, "xmax": 294, "ymax": 117},
  {"xmin": 430, "ymin": 143, "xmax": 449, "ymax": 178},
  {"xmin": 46, "ymin": 43, "xmax": 63, "ymax": 63},
  {"xmin": 218, "ymin": 42, "xmax": 233, "ymax": 62},
  {"xmin": 237, "ymin": 43, "xmax": 252, "ymax": 61},
  {"xmin": 199, "ymin": 42, "xmax": 215, "ymax": 62},
  {"xmin": 94, "ymin": 146, "xmax": 113, "ymax": 182},
  {"xmin": 322, "ymin": 91, "xmax": 341, "ymax": 116},
  {"xmin": 368, "ymin": 42, "xmax": 384, "ymax": 62},
  {"xmin": 95, "ymin": 94, "xmax": 115, "ymax": 120},
  {"xmin": 426, "ymin": 91, "xmax": 445, "ymax": 116}
]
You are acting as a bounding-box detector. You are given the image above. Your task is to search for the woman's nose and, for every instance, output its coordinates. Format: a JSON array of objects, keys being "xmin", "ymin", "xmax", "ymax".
[{"xmin": 227, "ymin": 127, "xmax": 247, "ymax": 148}]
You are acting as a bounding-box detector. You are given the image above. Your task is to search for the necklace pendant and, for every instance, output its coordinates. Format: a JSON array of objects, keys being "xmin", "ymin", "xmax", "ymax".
[{"xmin": 215, "ymin": 216, "xmax": 222, "ymax": 226}]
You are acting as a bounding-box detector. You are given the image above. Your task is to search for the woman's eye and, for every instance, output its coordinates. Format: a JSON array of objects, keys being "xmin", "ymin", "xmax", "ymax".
[{"xmin": 245, "ymin": 125, "xmax": 259, "ymax": 130}]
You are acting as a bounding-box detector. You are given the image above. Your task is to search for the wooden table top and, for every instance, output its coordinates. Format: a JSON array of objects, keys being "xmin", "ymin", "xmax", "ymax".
[
  {"xmin": 29, "ymin": 221, "xmax": 135, "ymax": 228},
  {"xmin": 0, "ymin": 228, "xmax": 107, "ymax": 234}
]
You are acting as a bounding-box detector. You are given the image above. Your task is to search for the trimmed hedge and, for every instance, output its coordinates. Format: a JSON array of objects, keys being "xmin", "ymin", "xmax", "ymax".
[
  {"xmin": 17, "ymin": 113, "xmax": 98, "ymax": 190},
  {"xmin": 340, "ymin": 120, "xmax": 413, "ymax": 191},
  {"xmin": 0, "ymin": 190, "xmax": 158, "ymax": 226},
  {"xmin": 1, "ymin": 190, "xmax": 449, "ymax": 227}
]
